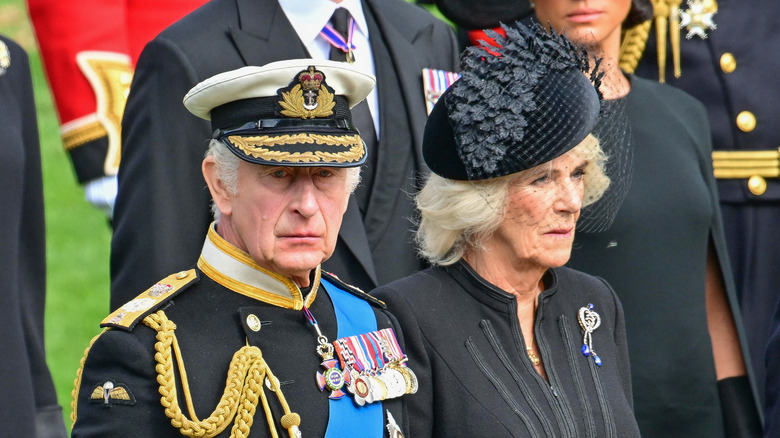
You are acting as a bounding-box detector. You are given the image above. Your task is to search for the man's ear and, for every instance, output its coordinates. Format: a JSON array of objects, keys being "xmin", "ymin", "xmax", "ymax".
[{"xmin": 202, "ymin": 155, "xmax": 234, "ymax": 218}]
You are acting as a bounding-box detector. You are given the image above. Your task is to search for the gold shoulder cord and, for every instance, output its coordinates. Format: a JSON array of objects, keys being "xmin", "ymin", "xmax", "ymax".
[
  {"xmin": 619, "ymin": 20, "xmax": 653, "ymax": 74},
  {"xmin": 71, "ymin": 310, "xmax": 302, "ymax": 438},
  {"xmin": 71, "ymin": 329, "xmax": 110, "ymax": 425},
  {"xmin": 619, "ymin": 0, "xmax": 684, "ymax": 81}
]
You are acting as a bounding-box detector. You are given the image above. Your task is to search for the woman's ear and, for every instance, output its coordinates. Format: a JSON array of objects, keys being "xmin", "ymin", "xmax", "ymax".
[{"xmin": 202, "ymin": 155, "xmax": 234, "ymax": 218}]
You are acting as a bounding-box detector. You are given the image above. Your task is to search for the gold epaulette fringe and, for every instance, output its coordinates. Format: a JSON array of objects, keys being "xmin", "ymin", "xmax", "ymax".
[
  {"xmin": 619, "ymin": 21, "xmax": 653, "ymax": 74},
  {"xmin": 71, "ymin": 311, "xmax": 302, "ymax": 438},
  {"xmin": 618, "ymin": 0, "xmax": 685, "ymax": 81}
]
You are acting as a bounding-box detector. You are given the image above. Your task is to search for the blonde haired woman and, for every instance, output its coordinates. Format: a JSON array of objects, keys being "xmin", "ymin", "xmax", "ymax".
[{"xmin": 373, "ymin": 23, "xmax": 639, "ymax": 437}]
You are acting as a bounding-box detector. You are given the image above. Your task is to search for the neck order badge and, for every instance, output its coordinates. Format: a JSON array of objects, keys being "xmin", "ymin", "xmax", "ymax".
[{"xmin": 323, "ymin": 8, "xmax": 357, "ymax": 63}]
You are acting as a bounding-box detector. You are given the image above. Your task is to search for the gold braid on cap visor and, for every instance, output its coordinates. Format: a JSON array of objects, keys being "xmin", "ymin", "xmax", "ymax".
[{"xmin": 225, "ymin": 133, "xmax": 365, "ymax": 164}]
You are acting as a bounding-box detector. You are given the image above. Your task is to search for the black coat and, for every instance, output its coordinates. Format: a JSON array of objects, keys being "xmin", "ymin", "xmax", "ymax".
[
  {"xmin": 568, "ymin": 76, "xmax": 760, "ymax": 438},
  {"xmin": 111, "ymin": 0, "xmax": 460, "ymax": 309},
  {"xmin": 634, "ymin": 0, "xmax": 780, "ymax": 406},
  {"xmin": 0, "ymin": 35, "xmax": 67, "ymax": 437},
  {"xmin": 373, "ymin": 261, "xmax": 641, "ymax": 437},
  {"xmin": 73, "ymin": 230, "xmax": 409, "ymax": 437}
]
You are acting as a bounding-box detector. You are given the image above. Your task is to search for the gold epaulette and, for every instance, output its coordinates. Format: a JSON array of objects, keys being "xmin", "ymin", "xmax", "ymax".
[
  {"xmin": 101, "ymin": 269, "xmax": 198, "ymax": 330},
  {"xmin": 620, "ymin": 0, "xmax": 719, "ymax": 81}
]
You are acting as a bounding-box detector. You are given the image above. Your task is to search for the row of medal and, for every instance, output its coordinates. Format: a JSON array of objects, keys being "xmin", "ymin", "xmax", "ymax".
[{"xmin": 316, "ymin": 328, "xmax": 418, "ymax": 405}]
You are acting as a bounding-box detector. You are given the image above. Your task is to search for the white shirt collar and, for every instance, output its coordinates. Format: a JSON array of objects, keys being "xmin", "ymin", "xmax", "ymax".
[{"xmin": 278, "ymin": 0, "xmax": 369, "ymax": 49}]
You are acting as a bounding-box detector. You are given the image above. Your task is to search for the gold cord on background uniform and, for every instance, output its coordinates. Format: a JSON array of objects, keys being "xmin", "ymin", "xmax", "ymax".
[{"xmin": 619, "ymin": 0, "xmax": 687, "ymax": 80}]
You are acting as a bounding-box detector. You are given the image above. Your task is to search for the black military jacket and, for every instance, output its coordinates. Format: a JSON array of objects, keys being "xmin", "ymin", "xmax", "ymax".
[{"xmin": 73, "ymin": 226, "xmax": 408, "ymax": 437}]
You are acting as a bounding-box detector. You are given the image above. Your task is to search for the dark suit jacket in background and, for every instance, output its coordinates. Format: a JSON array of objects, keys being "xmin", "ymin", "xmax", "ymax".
[
  {"xmin": 0, "ymin": 35, "xmax": 67, "ymax": 437},
  {"xmin": 111, "ymin": 0, "xmax": 460, "ymax": 309}
]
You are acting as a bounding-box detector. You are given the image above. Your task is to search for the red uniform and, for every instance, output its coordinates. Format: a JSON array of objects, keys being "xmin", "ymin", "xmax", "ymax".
[{"xmin": 27, "ymin": 0, "xmax": 206, "ymax": 183}]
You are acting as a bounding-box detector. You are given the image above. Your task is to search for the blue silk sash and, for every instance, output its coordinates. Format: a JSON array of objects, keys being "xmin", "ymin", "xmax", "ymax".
[{"xmin": 320, "ymin": 278, "xmax": 382, "ymax": 438}]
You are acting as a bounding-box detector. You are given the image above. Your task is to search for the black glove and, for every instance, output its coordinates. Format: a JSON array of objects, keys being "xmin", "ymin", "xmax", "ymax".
[{"xmin": 717, "ymin": 375, "xmax": 763, "ymax": 437}]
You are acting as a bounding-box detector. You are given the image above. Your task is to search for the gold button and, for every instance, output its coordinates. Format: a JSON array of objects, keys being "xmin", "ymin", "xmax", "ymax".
[
  {"xmin": 246, "ymin": 314, "xmax": 262, "ymax": 332},
  {"xmin": 736, "ymin": 111, "xmax": 756, "ymax": 132},
  {"xmin": 720, "ymin": 53, "xmax": 736, "ymax": 73},
  {"xmin": 175, "ymin": 271, "xmax": 189, "ymax": 280},
  {"xmin": 748, "ymin": 175, "xmax": 767, "ymax": 196}
]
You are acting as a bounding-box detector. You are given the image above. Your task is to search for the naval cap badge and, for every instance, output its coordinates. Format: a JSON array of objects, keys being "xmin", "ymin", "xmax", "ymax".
[{"xmin": 278, "ymin": 65, "xmax": 336, "ymax": 119}]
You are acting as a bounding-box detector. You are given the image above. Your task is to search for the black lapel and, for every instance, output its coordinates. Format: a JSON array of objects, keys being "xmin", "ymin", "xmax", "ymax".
[
  {"xmin": 363, "ymin": 0, "xmax": 430, "ymax": 169},
  {"xmin": 340, "ymin": 196, "xmax": 378, "ymax": 286},
  {"xmin": 229, "ymin": 0, "xmax": 309, "ymax": 66}
]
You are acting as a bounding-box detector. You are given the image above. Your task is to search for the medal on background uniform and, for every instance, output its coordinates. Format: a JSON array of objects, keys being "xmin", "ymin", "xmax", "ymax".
[
  {"xmin": 680, "ymin": 0, "xmax": 718, "ymax": 39},
  {"xmin": 421, "ymin": 68, "xmax": 460, "ymax": 115}
]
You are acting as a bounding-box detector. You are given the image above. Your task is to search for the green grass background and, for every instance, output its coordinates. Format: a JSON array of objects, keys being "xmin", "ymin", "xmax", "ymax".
[{"xmin": 1, "ymin": 0, "xmax": 111, "ymax": 430}]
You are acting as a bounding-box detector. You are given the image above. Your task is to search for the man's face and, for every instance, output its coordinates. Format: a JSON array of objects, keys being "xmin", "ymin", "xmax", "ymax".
[{"xmin": 218, "ymin": 162, "xmax": 351, "ymax": 285}]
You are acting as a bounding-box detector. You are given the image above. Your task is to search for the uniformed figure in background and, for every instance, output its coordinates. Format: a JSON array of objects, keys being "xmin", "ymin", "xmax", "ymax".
[
  {"xmin": 109, "ymin": 0, "xmax": 460, "ymax": 310},
  {"xmin": 631, "ymin": 0, "xmax": 780, "ymax": 413},
  {"xmin": 71, "ymin": 60, "xmax": 417, "ymax": 437},
  {"xmin": 26, "ymin": 0, "xmax": 206, "ymax": 217},
  {"xmin": 0, "ymin": 35, "xmax": 67, "ymax": 438}
]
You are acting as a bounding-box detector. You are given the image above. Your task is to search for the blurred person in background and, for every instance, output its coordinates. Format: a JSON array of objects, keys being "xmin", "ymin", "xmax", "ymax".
[
  {"xmin": 26, "ymin": 0, "xmax": 206, "ymax": 218},
  {"xmin": 0, "ymin": 34, "xmax": 67, "ymax": 438},
  {"xmin": 528, "ymin": 0, "xmax": 762, "ymax": 436},
  {"xmin": 630, "ymin": 0, "xmax": 780, "ymax": 427}
]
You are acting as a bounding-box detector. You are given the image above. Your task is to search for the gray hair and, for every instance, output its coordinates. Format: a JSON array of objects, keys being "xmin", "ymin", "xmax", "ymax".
[
  {"xmin": 415, "ymin": 134, "xmax": 609, "ymax": 266},
  {"xmin": 206, "ymin": 139, "xmax": 361, "ymax": 223}
]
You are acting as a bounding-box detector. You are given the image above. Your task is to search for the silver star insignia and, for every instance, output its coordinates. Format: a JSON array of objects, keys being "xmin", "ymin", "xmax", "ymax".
[{"xmin": 680, "ymin": 0, "xmax": 717, "ymax": 39}]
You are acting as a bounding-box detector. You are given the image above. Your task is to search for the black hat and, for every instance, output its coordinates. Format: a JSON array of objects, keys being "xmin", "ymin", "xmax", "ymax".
[
  {"xmin": 184, "ymin": 59, "xmax": 375, "ymax": 167},
  {"xmin": 424, "ymin": 22, "xmax": 603, "ymax": 181},
  {"xmin": 423, "ymin": 22, "xmax": 632, "ymax": 232}
]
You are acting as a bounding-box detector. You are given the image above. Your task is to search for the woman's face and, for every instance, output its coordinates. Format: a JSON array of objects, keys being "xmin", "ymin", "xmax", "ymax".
[
  {"xmin": 533, "ymin": 0, "xmax": 631, "ymax": 54},
  {"xmin": 490, "ymin": 149, "xmax": 588, "ymax": 270}
]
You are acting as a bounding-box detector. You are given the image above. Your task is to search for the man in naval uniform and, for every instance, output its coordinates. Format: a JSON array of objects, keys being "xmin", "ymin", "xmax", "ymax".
[
  {"xmin": 110, "ymin": 0, "xmax": 460, "ymax": 310},
  {"xmin": 71, "ymin": 60, "xmax": 416, "ymax": 437}
]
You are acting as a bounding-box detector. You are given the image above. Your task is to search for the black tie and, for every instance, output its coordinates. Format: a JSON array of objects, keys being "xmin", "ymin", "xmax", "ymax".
[
  {"xmin": 329, "ymin": 7, "xmax": 352, "ymax": 62},
  {"xmin": 328, "ymin": 7, "xmax": 377, "ymax": 214}
]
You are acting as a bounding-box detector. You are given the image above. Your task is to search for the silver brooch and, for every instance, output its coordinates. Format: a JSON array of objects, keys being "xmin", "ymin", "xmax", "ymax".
[{"xmin": 578, "ymin": 303, "xmax": 602, "ymax": 366}]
